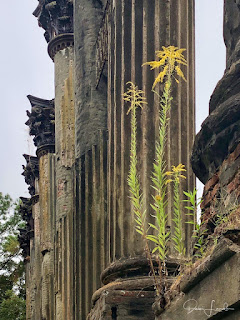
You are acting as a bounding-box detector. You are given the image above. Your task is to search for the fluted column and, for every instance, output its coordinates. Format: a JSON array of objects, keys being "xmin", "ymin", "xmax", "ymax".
[
  {"xmin": 107, "ymin": 0, "xmax": 195, "ymax": 273},
  {"xmin": 86, "ymin": 1, "xmax": 195, "ymax": 318},
  {"xmin": 18, "ymin": 197, "xmax": 34, "ymax": 320},
  {"xmin": 53, "ymin": 43, "xmax": 75, "ymax": 320},
  {"xmin": 26, "ymin": 95, "xmax": 55, "ymax": 320},
  {"xmin": 20, "ymin": 150, "xmax": 40, "ymax": 320},
  {"xmin": 33, "ymin": 1, "xmax": 75, "ymax": 318},
  {"xmin": 74, "ymin": 1, "xmax": 109, "ymax": 318}
]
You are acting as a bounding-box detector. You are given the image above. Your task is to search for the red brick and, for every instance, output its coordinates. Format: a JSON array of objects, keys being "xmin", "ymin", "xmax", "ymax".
[
  {"xmin": 201, "ymin": 183, "xmax": 220, "ymax": 210},
  {"xmin": 232, "ymin": 143, "xmax": 240, "ymax": 161},
  {"xmin": 228, "ymin": 180, "xmax": 236, "ymax": 194},
  {"xmin": 204, "ymin": 173, "xmax": 219, "ymax": 193},
  {"xmin": 201, "ymin": 207, "xmax": 211, "ymax": 223},
  {"xmin": 235, "ymin": 188, "xmax": 240, "ymax": 199},
  {"xmin": 201, "ymin": 191, "xmax": 213, "ymax": 209},
  {"xmin": 227, "ymin": 172, "xmax": 240, "ymax": 194},
  {"xmin": 212, "ymin": 182, "xmax": 220, "ymax": 199}
]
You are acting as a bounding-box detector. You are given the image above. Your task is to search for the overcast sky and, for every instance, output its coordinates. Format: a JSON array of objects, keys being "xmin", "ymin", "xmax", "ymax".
[{"xmin": 0, "ymin": 0, "xmax": 226, "ymax": 200}]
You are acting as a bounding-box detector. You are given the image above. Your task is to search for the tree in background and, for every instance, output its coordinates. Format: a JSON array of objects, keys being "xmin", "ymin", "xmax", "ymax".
[{"xmin": 0, "ymin": 192, "xmax": 26, "ymax": 320}]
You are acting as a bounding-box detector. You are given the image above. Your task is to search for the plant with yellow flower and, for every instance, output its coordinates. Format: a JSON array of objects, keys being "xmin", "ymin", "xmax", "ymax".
[
  {"xmin": 167, "ymin": 164, "xmax": 187, "ymax": 257},
  {"xmin": 143, "ymin": 47, "xmax": 188, "ymax": 270},
  {"xmin": 124, "ymin": 46, "xmax": 191, "ymax": 296},
  {"xmin": 124, "ymin": 82, "xmax": 161, "ymax": 295},
  {"xmin": 143, "ymin": 46, "xmax": 187, "ymax": 89}
]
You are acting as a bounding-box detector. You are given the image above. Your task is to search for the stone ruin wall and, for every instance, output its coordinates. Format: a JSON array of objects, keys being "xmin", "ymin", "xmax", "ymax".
[
  {"xmin": 191, "ymin": 0, "xmax": 240, "ymax": 239},
  {"xmin": 18, "ymin": 0, "xmax": 240, "ymax": 320},
  {"xmin": 154, "ymin": 1, "xmax": 240, "ymax": 319}
]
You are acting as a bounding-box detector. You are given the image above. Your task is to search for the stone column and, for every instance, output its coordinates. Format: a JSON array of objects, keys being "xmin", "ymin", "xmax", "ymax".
[
  {"xmin": 30, "ymin": 194, "xmax": 41, "ymax": 320},
  {"xmin": 74, "ymin": 0, "xmax": 107, "ymax": 157},
  {"xmin": 74, "ymin": 1, "xmax": 109, "ymax": 318},
  {"xmin": 87, "ymin": 0, "xmax": 195, "ymax": 318},
  {"xmin": 106, "ymin": 0, "xmax": 195, "ymax": 277},
  {"xmin": 26, "ymin": 95, "xmax": 55, "ymax": 320},
  {"xmin": 21, "ymin": 156, "xmax": 39, "ymax": 320},
  {"xmin": 33, "ymin": 1, "xmax": 75, "ymax": 318},
  {"xmin": 18, "ymin": 197, "xmax": 33, "ymax": 320},
  {"xmin": 51, "ymin": 39, "xmax": 75, "ymax": 320}
]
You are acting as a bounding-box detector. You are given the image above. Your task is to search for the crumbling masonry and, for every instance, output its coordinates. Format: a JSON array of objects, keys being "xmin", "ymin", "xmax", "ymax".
[{"xmin": 20, "ymin": 0, "xmax": 240, "ymax": 319}]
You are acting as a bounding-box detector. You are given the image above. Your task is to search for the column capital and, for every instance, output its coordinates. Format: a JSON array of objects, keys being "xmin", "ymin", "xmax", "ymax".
[
  {"xmin": 26, "ymin": 95, "xmax": 55, "ymax": 157},
  {"xmin": 47, "ymin": 33, "xmax": 74, "ymax": 60},
  {"xmin": 19, "ymin": 197, "xmax": 34, "ymax": 259},
  {"xmin": 22, "ymin": 154, "xmax": 39, "ymax": 196},
  {"xmin": 33, "ymin": 0, "xmax": 73, "ymax": 44}
]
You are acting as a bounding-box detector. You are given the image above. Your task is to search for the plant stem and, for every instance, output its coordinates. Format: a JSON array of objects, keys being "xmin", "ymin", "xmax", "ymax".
[{"xmin": 127, "ymin": 85, "xmax": 161, "ymax": 295}]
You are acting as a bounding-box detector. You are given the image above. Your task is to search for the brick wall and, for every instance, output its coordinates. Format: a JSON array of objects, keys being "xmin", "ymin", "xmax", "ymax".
[{"xmin": 200, "ymin": 142, "xmax": 240, "ymax": 236}]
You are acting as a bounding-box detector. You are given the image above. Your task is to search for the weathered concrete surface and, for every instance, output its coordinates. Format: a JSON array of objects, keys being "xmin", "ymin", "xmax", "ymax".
[
  {"xmin": 155, "ymin": 238, "xmax": 240, "ymax": 320},
  {"xmin": 74, "ymin": 0, "xmax": 107, "ymax": 157}
]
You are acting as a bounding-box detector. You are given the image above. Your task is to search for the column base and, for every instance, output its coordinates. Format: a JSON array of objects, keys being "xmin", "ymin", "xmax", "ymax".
[
  {"xmin": 87, "ymin": 279, "xmax": 155, "ymax": 320},
  {"xmin": 88, "ymin": 257, "xmax": 181, "ymax": 320}
]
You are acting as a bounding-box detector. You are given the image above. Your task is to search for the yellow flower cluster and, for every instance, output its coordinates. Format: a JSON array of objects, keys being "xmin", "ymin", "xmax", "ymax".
[
  {"xmin": 172, "ymin": 163, "xmax": 186, "ymax": 174},
  {"xmin": 143, "ymin": 46, "xmax": 187, "ymax": 89},
  {"xmin": 123, "ymin": 81, "xmax": 147, "ymax": 115},
  {"xmin": 165, "ymin": 163, "xmax": 186, "ymax": 184},
  {"xmin": 155, "ymin": 195, "xmax": 162, "ymax": 201}
]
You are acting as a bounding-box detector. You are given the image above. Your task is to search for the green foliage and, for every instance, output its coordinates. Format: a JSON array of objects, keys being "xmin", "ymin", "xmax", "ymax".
[
  {"xmin": 124, "ymin": 82, "xmax": 147, "ymax": 237},
  {"xmin": 0, "ymin": 290, "xmax": 25, "ymax": 320},
  {"xmin": 125, "ymin": 47, "xmax": 190, "ymax": 290},
  {"xmin": 147, "ymin": 83, "xmax": 172, "ymax": 262},
  {"xmin": 124, "ymin": 82, "xmax": 162, "ymax": 294},
  {"xmin": 214, "ymin": 214, "xmax": 229, "ymax": 226},
  {"xmin": 172, "ymin": 169, "xmax": 186, "ymax": 257},
  {"xmin": 184, "ymin": 190, "xmax": 207, "ymax": 258},
  {"xmin": 125, "ymin": 47, "xmax": 207, "ymax": 296},
  {"xmin": 0, "ymin": 276, "xmax": 13, "ymax": 304},
  {"xmin": 143, "ymin": 47, "xmax": 188, "ymax": 266},
  {"xmin": 0, "ymin": 193, "xmax": 26, "ymax": 319}
]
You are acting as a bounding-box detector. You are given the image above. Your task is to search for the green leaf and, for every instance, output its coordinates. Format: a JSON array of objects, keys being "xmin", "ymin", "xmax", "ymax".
[
  {"xmin": 152, "ymin": 247, "xmax": 158, "ymax": 254},
  {"xmin": 148, "ymin": 223, "xmax": 158, "ymax": 231},
  {"xmin": 135, "ymin": 229, "xmax": 143, "ymax": 235}
]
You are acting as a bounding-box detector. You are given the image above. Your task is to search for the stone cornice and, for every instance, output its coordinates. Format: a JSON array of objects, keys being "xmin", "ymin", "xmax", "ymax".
[
  {"xmin": 26, "ymin": 95, "xmax": 55, "ymax": 155},
  {"xmin": 27, "ymin": 95, "xmax": 54, "ymax": 108},
  {"xmin": 33, "ymin": 0, "xmax": 73, "ymax": 44},
  {"xmin": 22, "ymin": 154, "xmax": 39, "ymax": 196},
  {"xmin": 48, "ymin": 33, "xmax": 74, "ymax": 60}
]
